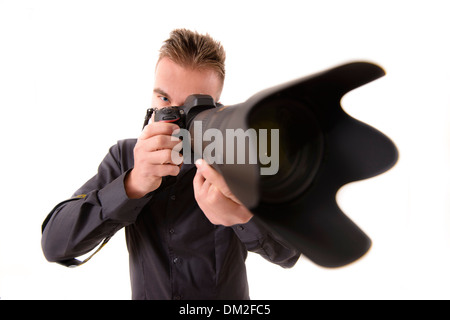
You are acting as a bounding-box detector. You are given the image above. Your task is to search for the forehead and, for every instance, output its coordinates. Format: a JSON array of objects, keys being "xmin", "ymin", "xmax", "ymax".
[{"xmin": 154, "ymin": 58, "xmax": 222, "ymax": 104}]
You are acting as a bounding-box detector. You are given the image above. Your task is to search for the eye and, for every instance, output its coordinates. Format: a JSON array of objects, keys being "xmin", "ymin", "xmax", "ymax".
[{"xmin": 160, "ymin": 96, "xmax": 169, "ymax": 103}]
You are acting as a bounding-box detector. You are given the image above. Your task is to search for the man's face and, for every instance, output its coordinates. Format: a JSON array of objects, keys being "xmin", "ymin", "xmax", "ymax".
[{"xmin": 152, "ymin": 57, "xmax": 223, "ymax": 109}]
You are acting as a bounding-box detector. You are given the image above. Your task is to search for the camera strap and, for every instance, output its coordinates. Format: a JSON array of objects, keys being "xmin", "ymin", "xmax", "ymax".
[
  {"xmin": 56, "ymin": 237, "xmax": 111, "ymax": 268},
  {"xmin": 142, "ymin": 108, "xmax": 155, "ymax": 129},
  {"xmin": 42, "ymin": 195, "xmax": 111, "ymax": 268}
]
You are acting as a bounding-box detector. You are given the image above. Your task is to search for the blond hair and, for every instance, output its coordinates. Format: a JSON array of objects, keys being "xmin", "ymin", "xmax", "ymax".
[{"xmin": 158, "ymin": 29, "xmax": 226, "ymax": 84}]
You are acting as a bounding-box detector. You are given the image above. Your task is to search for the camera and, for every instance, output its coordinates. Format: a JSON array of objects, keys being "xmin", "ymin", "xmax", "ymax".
[
  {"xmin": 139, "ymin": 62, "xmax": 398, "ymax": 268},
  {"xmin": 143, "ymin": 95, "xmax": 221, "ymax": 130},
  {"xmin": 153, "ymin": 106, "xmax": 185, "ymax": 128}
]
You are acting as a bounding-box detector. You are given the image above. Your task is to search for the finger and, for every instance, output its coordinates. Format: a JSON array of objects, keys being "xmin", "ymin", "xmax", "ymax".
[
  {"xmin": 195, "ymin": 166, "xmax": 215, "ymax": 194},
  {"xmin": 171, "ymin": 149, "xmax": 184, "ymax": 166},
  {"xmin": 195, "ymin": 159, "xmax": 229, "ymax": 194},
  {"xmin": 143, "ymin": 135, "xmax": 181, "ymax": 152},
  {"xmin": 140, "ymin": 122, "xmax": 179, "ymax": 141},
  {"xmin": 193, "ymin": 169, "xmax": 205, "ymax": 197},
  {"xmin": 151, "ymin": 163, "xmax": 181, "ymax": 177},
  {"xmin": 195, "ymin": 159, "xmax": 243, "ymax": 204},
  {"xmin": 172, "ymin": 140, "xmax": 183, "ymax": 153},
  {"xmin": 147, "ymin": 149, "xmax": 179, "ymax": 165}
]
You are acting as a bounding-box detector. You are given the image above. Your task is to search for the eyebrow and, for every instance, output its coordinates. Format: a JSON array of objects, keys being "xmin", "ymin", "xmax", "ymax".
[{"xmin": 153, "ymin": 88, "xmax": 172, "ymax": 102}]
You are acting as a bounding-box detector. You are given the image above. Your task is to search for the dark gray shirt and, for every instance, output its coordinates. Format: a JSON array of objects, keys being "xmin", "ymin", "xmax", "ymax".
[{"xmin": 41, "ymin": 139, "xmax": 300, "ymax": 300}]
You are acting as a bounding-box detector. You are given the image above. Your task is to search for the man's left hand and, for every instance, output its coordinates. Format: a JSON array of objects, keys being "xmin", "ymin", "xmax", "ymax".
[{"xmin": 193, "ymin": 159, "xmax": 254, "ymax": 227}]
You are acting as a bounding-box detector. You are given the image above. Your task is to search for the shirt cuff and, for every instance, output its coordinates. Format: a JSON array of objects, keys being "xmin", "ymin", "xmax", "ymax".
[
  {"xmin": 97, "ymin": 169, "xmax": 153, "ymax": 223},
  {"xmin": 232, "ymin": 216, "xmax": 269, "ymax": 244}
]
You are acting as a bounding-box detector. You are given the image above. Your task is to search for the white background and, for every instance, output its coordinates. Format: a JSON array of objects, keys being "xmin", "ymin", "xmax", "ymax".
[{"xmin": 1, "ymin": 0, "xmax": 449, "ymax": 300}]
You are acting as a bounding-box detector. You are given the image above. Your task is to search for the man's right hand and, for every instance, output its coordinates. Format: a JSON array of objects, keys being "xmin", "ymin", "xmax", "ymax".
[{"xmin": 125, "ymin": 122, "xmax": 182, "ymax": 199}]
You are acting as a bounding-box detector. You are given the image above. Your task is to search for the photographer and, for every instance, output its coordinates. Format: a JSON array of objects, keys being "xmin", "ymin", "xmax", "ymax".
[{"xmin": 41, "ymin": 29, "xmax": 300, "ymax": 300}]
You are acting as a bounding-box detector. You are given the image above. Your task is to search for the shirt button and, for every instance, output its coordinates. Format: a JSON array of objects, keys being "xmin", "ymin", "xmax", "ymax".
[
  {"xmin": 173, "ymin": 257, "xmax": 180, "ymax": 264},
  {"xmin": 173, "ymin": 295, "xmax": 181, "ymax": 300},
  {"xmin": 170, "ymin": 195, "xmax": 176, "ymax": 201},
  {"xmin": 169, "ymin": 229, "xmax": 175, "ymax": 234},
  {"xmin": 236, "ymin": 225, "xmax": 245, "ymax": 231}
]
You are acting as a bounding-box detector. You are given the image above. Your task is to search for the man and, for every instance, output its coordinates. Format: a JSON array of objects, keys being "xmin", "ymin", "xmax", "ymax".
[{"xmin": 42, "ymin": 29, "xmax": 300, "ymax": 300}]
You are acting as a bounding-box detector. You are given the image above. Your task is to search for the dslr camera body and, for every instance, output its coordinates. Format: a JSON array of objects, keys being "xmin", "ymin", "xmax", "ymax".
[{"xmin": 143, "ymin": 94, "xmax": 222, "ymax": 129}]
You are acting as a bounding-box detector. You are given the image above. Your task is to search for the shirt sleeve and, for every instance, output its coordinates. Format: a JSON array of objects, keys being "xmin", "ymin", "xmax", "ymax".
[
  {"xmin": 232, "ymin": 216, "xmax": 301, "ymax": 268},
  {"xmin": 41, "ymin": 140, "xmax": 151, "ymax": 263}
]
